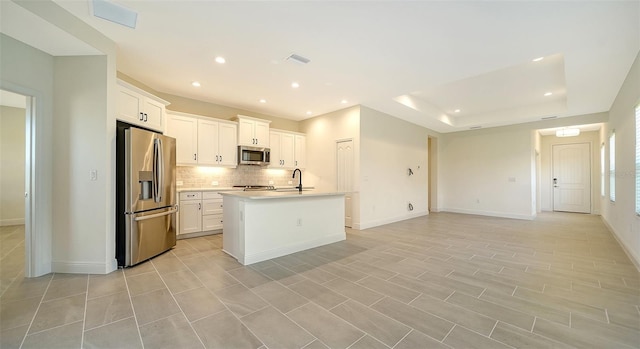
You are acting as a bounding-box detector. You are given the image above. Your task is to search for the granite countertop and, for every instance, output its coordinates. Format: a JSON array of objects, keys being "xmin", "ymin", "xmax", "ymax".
[
  {"xmin": 219, "ymin": 190, "xmax": 344, "ymax": 200},
  {"xmin": 177, "ymin": 186, "xmax": 315, "ymax": 193},
  {"xmin": 177, "ymin": 187, "xmax": 240, "ymax": 193}
]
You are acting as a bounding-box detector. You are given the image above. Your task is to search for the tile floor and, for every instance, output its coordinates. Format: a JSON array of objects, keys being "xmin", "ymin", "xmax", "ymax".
[{"xmin": 1, "ymin": 212, "xmax": 639, "ymax": 348}]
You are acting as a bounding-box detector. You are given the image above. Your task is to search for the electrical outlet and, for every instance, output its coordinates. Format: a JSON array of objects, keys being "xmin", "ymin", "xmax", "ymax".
[
  {"xmin": 211, "ymin": 181, "xmax": 219, "ymax": 186},
  {"xmin": 288, "ymin": 180, "xmax": 293, "ymax": 185},
  {"xmin": 176, "ymin": 180, "xmax": 183, "ymax": 186},
  {"xmin": 269, "ymin": 180, "xmax": 274, "ymax": 185}
]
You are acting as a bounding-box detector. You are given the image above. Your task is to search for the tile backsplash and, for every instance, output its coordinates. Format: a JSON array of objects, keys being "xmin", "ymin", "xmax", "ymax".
[{"xmin": 176, "ymin": 166, "xmax": 301, "ymax": 188}]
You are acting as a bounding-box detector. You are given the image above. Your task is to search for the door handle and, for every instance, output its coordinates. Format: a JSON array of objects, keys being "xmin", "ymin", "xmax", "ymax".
[
  {"xmin": 139, "ymin": 112, "xmax": 144, "ymax": 121},
  {"xmin": 134, "ymin": 206, "xmax": 178, "ymax": 221},
  {"xmin": 553, "ymin": 178, "xmax": 558, "ymax": 188}
]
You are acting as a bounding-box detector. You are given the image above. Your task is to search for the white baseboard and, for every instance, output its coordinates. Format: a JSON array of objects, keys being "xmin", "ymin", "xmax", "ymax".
[
  {"xmin": 355, "ymin": 211, "xmax": 429, "ymax": 230},
  {"xmin": 0, "ymin": 218, "xmax": 25, "ymax": 226},
  {"xmin": 52, "ymin": 260, "xmax": 115, "ymax": 274},
  {"xmin": 601, "ymin": 217, "xmax": 640, "ymax": 272},
  {"xmin": 441, "ymin": 208, "xmax": 536, "ymax": 221}
]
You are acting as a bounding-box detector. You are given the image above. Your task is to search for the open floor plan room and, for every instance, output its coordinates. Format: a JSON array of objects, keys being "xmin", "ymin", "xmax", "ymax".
[{"xmin": 1, "ymin": 212, "xmax": 638, "ymax": 349}]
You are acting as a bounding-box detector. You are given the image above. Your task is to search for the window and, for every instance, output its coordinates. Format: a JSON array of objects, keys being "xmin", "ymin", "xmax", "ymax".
[
  {"xmin": 609, "ymin": 131, "xmax": 616, "ymax": 202},
  {"xmin": 601, "ymin": 143, "xmax": 605, "ymax": 197},
  {"xmin": 636, "ymin": 105, "xmax": 640, "ymax": 215}
]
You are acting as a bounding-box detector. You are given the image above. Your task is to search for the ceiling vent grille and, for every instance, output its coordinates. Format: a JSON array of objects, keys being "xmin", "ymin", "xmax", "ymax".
[
  {"xmin": 92, "ymin": 0, "xmax": 138, "ymax": 28},
  {"xmin": 541, "ymin": 116, "xmax": 558, "ymax": 120},
  {"xmin": 286, "ymin": 54, "xmax": 311, "ymax": 65}
]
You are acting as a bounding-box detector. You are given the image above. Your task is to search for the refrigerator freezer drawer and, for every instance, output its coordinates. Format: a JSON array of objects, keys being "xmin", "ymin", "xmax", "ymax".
[{"xmin": 126, "ymin": 207, "xmax": 177, "ymax": 266}]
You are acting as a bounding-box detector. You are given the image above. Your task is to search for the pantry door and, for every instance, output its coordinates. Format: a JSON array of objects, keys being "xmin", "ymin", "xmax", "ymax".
[
  {"xmin": 337, "ymin": 139, "xmax": 353, "ymax": 227},
  {"xmin": 552, "ymin": 143, "xmax": 591, "ymax": 213}
]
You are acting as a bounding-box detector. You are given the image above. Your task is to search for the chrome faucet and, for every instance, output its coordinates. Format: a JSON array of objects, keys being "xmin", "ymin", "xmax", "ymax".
[{"xmin": 292, "ymin": 168, "xmax": 302, "ymax": 193}]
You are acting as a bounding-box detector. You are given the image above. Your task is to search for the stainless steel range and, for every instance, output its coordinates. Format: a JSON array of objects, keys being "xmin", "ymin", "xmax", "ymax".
[{"xmin": 233, "ymin": 185, "xmax": 276, "ymax": 191}]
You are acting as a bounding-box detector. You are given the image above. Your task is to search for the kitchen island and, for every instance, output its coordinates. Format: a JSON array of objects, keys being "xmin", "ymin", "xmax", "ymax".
[{"xmin": 219, "ymin": 191, "xmax": 346, "ymax": 265}]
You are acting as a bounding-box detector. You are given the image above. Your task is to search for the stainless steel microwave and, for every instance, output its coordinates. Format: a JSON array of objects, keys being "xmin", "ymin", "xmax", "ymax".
[{"xmin": 238, "ymin": 146, "xmax": 270, "ymax": 166}]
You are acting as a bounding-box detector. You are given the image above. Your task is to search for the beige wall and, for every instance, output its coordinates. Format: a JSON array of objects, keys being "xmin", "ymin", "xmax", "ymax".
[
  {"xmin": 300, "ymin": 106, "xmax": 361, "ymax": 226},
  {"xmin": 359, "ymin": 106, "xmax": 430, "ymax": 228},
  {"xmin": 440, "ymin": 126, "xmax": 536, "ymax": 219},
  {"xmin": 52, "ymin": 55, "xmax": 112, "ymax": 272},
  {"xmin": 1, "ymin": 0, "xmax": 118, "ymax": 275},
  {"xmin": 601, "ymin": 52, "xmax": 640, "ymax": 268},
  {"xmin": 1, "ymin": 33, "xmax": 55, "ymax": 276},
  {"xmin": 0, "ymin": 106, "xmax": 26, "ymax": 226}
]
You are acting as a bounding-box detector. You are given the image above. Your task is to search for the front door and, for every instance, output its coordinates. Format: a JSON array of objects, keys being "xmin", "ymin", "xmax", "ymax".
[{"xmin": 552, "ymin": 143, "xmax": 591, "ymax": 213}]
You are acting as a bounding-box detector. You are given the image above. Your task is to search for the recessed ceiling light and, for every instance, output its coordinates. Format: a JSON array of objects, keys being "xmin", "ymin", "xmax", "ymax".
[
  {"xmin": 544, "ymin": 92, "xmax": 553, "ymax": 96},
  {"xmin": 191, "ymin": 81, "xmax": 201, "ymax": 87},
  {"xmin": 454, "ymin": 109, "xmax": 461, "ymax": 113},
  {"xmin": 341, "ymin": 100, "xmax": 348, "ymax": 104},
  {"xmin": 291, "ymin": 82, "xmax": 300, "ymax": 89},
  {"xmin": 215, "ymin": 56, "xmax": 226, "ymax": 64},
  {"xmin": 259, "ymin": 99, "xmax": 266, "ymax": 103},
  {"xmin": 306, "ymin": 111, "xmax": 312, "ymax": 115},
  {"xmin": 532, "ymin": 57, "xmax": 544, "ymax": 62}
]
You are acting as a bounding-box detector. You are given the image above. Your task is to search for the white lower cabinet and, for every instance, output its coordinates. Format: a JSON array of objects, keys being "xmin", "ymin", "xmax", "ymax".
[{"xmin": 178, "ymin": 191, "xmax": 224, "ymax": 237}]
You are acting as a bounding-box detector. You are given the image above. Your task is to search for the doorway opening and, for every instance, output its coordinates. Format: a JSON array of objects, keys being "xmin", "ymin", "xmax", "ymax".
[{"xmin": 0, "ymin": 89, "xmax": 32, "ymax": 291}]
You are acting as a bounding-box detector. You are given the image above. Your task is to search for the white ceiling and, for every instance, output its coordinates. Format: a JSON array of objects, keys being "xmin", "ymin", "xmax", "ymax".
[{"xmin": 7, "ymin": 1, "xmax": 640, "ymax": 133}]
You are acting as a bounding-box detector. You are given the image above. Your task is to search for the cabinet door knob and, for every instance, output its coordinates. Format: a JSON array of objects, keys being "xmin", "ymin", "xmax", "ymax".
[
  {"xmin": 194, "ymin": 154, "xmax": 197, "ymax": 160},
  {"xmin": 198, "ymin": 203, "xmax": 201, "ymax": 210}
]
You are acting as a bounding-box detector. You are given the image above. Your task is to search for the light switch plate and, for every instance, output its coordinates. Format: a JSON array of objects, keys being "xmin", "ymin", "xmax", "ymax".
[{"xmin": 89, "ymin": 170, "xmax": 98, "ymax": 181}]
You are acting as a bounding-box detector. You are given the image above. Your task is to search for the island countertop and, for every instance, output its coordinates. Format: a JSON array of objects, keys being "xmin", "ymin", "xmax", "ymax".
[{"xmin": 219, "ymin": 190, "xmax": 344, "ymax": 200}]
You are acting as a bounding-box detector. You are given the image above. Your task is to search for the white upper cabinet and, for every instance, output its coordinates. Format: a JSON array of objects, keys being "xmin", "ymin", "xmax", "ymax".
[
  {"xmin": 269, "ymin": 131, "xmax": 295, "ymax": 169},
  {"xmin": 116, "ymin": 80, "xmax": 169, "ymax": 132},
  {"xmin": 217, "ymin": 122, "xmax": 238, "ymax": 167},
  {"xmin": 165, "ymin": 114, "xmax": 197, "ymax": 165},
  {"xmin": 294, "ymin": 134, "xmax": 306, "ymax": 169},
  {"xmin": 270, "ymin": 130, "xmax": 306, "ymax": 169},
  {"xmin": 236, "ymin": 115, "xmax": 271, "ymax": 147},
  {"xmin": 166, "ymin": 112, "xmax": 237, "ymax": 167}
]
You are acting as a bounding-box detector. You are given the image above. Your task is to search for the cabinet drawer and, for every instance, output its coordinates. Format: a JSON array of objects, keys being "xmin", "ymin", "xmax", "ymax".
[
  {"xmin": 203, "ymin": 214, "xmax": 223, "ymax": 231},
  {"xmin": 202, "ymin": 192, "xmax": 223, "ymax": 200},
  {"xmin": 180, "ymin": 192, "xmax": 202, "ymax": 200},
  {"xmin": 202, "ymin": 199, "xmax": 223, "ymax": 215}
]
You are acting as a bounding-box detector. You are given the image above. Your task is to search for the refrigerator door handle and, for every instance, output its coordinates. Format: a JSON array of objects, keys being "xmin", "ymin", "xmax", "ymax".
[
  {"xmin": 153, "ymin": 137, "xmax": 164, "ymax": 203},
  {"xmin": 133, "ymin": 206, "xmax": 178, "ymax": 222}
]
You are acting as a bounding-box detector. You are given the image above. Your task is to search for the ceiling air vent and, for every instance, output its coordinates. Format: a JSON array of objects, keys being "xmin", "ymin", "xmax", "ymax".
[
  {"xmin": 541, "ymin": 116, "xmax": 558, "ymax": 120},
  {"xmin": 286, "ymin": 54, "xmax": 311, "ymax": 65},
  {"xmin": 92, "ymin": 0, "xmax": 138, "ymax": 28},
  {"xmin": 469, "ymin": 126, "xmax": 482, "ymax": 130}
]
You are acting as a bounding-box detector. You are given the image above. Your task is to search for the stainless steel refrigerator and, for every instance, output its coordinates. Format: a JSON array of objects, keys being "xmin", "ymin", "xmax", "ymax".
[{"xmin": 116, "ymin": 122, "xmax": 177, "ymax": 267}]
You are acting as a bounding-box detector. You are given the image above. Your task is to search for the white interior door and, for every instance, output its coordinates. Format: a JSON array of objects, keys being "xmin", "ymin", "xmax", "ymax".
[
  {"xmin": 337, "ymin": 140, "xmax": 353, "ymax": 227},
  {"xmin": 552, "ymin": 143, "xmax": 591, "ymax": 213}
]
